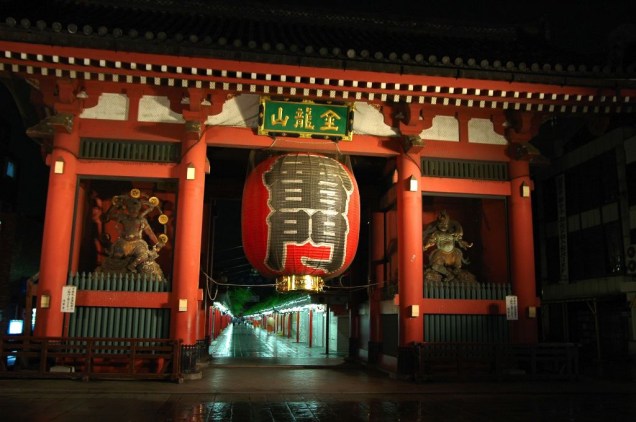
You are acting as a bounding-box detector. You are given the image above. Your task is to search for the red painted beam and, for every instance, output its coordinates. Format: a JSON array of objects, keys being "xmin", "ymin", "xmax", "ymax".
[
  {"xmin": 76, "ymin": 160, "xmax": 177, "ymax": 178},
  {"xmin": 203, "ymin": 125, "xmax": 401, "ymax": 157},
  {"xmin": 395, "ymin": 299, "xmax": 510, "ymax": 317},
  {"xmin": 421, "ymin": 298, "xmax": 505, "ymax": 315},
  {"xmin": 75, "ymin": 291, "xmax": 171, "ymax": 308},
  {"xmin": 78, "ymin": 119, "xmax": 402, "ymax": 157},
  {"xmin": 79, "ymin": 119, "xmax": 184, "ymax": 142},
  {"xmin": 420, "ymin": 140, "xmax": 509, "ymax": 161},
  {"xmin": 421, "ymin": 177, "xmax": 511, "ymax": 196}
]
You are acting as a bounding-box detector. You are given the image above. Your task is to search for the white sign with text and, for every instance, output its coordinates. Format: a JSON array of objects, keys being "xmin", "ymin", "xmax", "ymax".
[
  {"xmin": 505, "ymin": 295, "xmax": 518, "ymax": 321},
  {"xmin": 61, "ymin": 285, "xmax": 77, "ymax": 313}
]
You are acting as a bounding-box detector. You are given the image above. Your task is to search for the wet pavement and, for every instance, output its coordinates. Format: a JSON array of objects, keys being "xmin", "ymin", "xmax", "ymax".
[{"xmin": 1, "ymin": 324, "xmax": 635, "ymax": 421}]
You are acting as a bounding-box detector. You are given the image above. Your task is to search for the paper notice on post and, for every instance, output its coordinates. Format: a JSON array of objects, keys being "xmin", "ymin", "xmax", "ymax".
[{"xmin": 61, "ymin": 285, "xmax": 77, "ymax": 313}]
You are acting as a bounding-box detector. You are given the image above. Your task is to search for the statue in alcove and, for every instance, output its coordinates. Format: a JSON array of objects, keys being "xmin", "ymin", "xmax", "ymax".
[
  {"xmin": 95, "ymin": 188, "xmax": 169, "ymax": 279},
  {"xmin": 423, "ymin": 210, "xmax": 476, "ymax": 283}
]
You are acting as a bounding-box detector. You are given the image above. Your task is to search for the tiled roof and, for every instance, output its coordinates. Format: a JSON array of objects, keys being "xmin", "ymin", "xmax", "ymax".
[{"xmin": 0, "ymin": 0, "xmax": 633, "ymax": 86}]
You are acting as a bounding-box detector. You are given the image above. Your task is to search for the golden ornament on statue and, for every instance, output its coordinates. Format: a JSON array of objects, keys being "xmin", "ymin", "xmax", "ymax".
[
  {"xmin": 158, "ymin": 214, "xmax": 169, "ymax": 225},
  {"xmin": 130, "ymin": 188, "xmax": 141, "ymax": 198},
  {"xmin": 149, "ymin": 196, "xmax": 160, "ymax": 206}
]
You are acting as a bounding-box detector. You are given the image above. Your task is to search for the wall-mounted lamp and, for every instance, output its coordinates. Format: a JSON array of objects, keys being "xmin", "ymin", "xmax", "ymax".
[
  {"xmin": 54, "ymin": 158, "xmax": 65, "ymax": 174},
  {"xmin": 40, "ymin": 294, "xmax": 50, "ymax": 309},
  {"xmin": 186, "ymin": 163, "xmax": 196, "ymax": 180},
  {"xmin": 179, "ymin": 299, "xmax": 188, "ymax": 312},
  {"xmin": 520, "ymin": 181, "xmax": 530, "ymax": 198},
  {"xmin": 392, "ymin": 169, "xmax": 398, "ymax": 184},
  {"xmin": 408, "ymin": 175, "xmax": 419, "ymax": 192},
  {"xmin": 409, "ymin": 304, "xmax": 420, "ymax": 318}
]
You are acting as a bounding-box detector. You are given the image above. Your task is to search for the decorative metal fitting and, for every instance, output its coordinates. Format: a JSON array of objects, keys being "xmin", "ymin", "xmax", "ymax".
[
  {"xmin": 276, "ymin": 275, "xmax": 324, "ymax": 293},
  {"xmin": 185, "ymin": 120, "xmax": 202, "ymax": 134}
]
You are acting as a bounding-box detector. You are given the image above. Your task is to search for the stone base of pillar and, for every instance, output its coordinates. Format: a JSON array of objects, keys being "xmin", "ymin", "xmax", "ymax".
[
  {"xmin": 348, "ymin": 337, "xmax": 359, "ymax": 358},
  {"xmin": 182, "ymin": 370, "xmax": 203, "ymax": 381},
  {"xmin": 367, "ymin": 341, "xmax": 383, "ymax": 364},
  {"xmin": 397, "ymin": 345, "xmax": 419, "ymax": 377}
]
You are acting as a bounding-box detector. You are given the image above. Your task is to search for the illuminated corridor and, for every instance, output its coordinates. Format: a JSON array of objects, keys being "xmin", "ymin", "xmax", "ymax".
[{"xmin": 209, "ymin": 323, "xmax": 345, "ymax": 365}]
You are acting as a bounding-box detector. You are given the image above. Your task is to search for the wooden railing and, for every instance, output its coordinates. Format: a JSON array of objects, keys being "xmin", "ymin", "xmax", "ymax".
[
  {"xmin": 414, "ymin": 342, "xmax": 579, "ymax": 381},
  {"xmin": 0, "ymin": 336, "xmax": 183, "ymax": 382}
]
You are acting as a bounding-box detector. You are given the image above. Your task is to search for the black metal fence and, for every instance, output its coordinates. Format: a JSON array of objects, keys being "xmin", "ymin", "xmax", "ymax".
[
  {"xmin": 424, "ymin": 281, "xmax": 512, "ymax": 300},
  {"xmin": 179, "ymin": 340, "xmax": 210, "ymax": 374},
  {"xmin": 66, "ymin": 273, "xmax": 171, "ymax": 340},
  {"xmin": 67, "ymin": 272, "xmax": 171, "ymax": 292},
  {"xmin": 413, "ymin": 342, "xmax": 579, "ymax": 381},
  {"xmin": 424, "ymin": 314, "xmax": 509, "ymax": 343}
]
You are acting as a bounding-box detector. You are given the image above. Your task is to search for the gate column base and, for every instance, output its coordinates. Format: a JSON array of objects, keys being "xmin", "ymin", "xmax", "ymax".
[
  {"xmin": 182, "ymin": 371, "xmax": 203, "ymax": 381},
  {"xmin": 368, "ymin": 341, "xmax": 383, "ymax": 364},
  {"xmin": 397, "ymin": 345, "xmax": 418, "ymax": 377}
]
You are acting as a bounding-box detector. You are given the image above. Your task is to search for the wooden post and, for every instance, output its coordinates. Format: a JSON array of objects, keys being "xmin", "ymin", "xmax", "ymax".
[
  {"xmin": 308, "ymin": 310, "xmax": 313, "ymax": 348},
  {"xmin": 396, "ymin": 152, "xmax": 424, "ymax": 346},
  {"xmin": 35, "ymin": 107, "xmax": 80, "ymax": 337},
  {"xmin": 508, "ymin": 159, "xmax": 539, "ymax": 343},
  {"xmin": 171, "ymin": 120, "xmax": 207, "ymax": 345},
  {"xmin": 369, "ymin": 211, "xmax": 385, "ymax": 361}
]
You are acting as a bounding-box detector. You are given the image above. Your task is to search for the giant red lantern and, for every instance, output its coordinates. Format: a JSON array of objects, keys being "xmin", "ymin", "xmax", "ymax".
[{"xmin": 242, "ymin": 153, "xmax": 360, "ymax": 292}]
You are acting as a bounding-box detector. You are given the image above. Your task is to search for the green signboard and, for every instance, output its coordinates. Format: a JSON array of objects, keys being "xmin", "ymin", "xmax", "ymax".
[{"xmin": 258, "ymin": 98, "xmax": 353, "ymax": 141}]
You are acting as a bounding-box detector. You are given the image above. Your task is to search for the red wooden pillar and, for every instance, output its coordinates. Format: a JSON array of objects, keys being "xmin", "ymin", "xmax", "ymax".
[
  {"xmin": 369, "ymin": 211, "xmax": 385, "ymax": 361},
  {"xmin": 508, "ymin": 159, "xmax": 538, "ymax": 343},
  {"xmin": 207, "ymin": 306, "xmax": 213, "ymax": 340},
  {"xmin": 35, "ymin": 107, "xmax": 80, "ymax": 337},
  {"xmin": 348, "ymin": 301, "xmax": 360, "ymax": 358},
  {"xmin": 308, "ymin": 310, "xmax": 313, "ymax": 348},
  {"xmin": 396, "ymin": 152, "xmax": 423, "ymax": 346},
  {"xmin": 70, "ymin": 184, "xmax": 87, "ymax": 274},
  {"xmin": 287, "ymin": 313, "xmax": 292, "ymax": 338},
  {"xmin": 171, "ymin": 120, "xmax": 207, "ymax": 345},
  {"xmin": 198, "ymin": 298, "xmax": 206, "ymax": 343},
  {"xmin": 215, "ymin": 309, "xmax": 222, "ymax": 338}
]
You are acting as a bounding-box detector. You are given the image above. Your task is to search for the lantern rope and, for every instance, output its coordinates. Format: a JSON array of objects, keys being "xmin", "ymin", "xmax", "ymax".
[
  {"xmin": 202, "ymin": 270, "xmax": 376, "ymax": 291},
  {"xmin": 207, "ymin": 280, "xmax": 219, "ymax": 302},
  {"xmin": 263, "ymin": 137, "xmax": 343, "ymax": 158},
  {"xmin": 201, "ymin": 270, "xmax": 277, "ymax": 288},
  {"xmin": 323, "ymin": 284, "xmax": 378, "ymax": 291}
]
